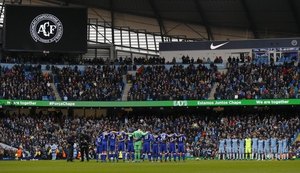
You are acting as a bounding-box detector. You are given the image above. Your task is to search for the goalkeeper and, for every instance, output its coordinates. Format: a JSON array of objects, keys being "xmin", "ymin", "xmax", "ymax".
[{"xmin": 132, "ymin": 128, "xmax": 148, "ymax": 162}]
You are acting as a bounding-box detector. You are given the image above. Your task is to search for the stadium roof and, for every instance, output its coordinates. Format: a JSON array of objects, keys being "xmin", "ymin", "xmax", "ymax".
[{"xmin": 43, "ymin": 0, "xmax": 300, "ymax": 40}]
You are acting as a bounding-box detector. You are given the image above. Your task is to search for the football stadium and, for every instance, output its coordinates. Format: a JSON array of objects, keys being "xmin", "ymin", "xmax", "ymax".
[{"xmin": 0, "ymin": 0, "xmax": 300, "ymax": 173}]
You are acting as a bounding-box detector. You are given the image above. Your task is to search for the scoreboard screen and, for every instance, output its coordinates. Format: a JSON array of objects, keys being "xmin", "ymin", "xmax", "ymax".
[{"xmin": 3, "ymin": 5, "xmax": 87, "ymax": 53}]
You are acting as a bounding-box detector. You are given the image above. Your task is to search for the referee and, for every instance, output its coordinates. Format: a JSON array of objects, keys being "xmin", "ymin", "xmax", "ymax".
[
  {"xmin": 67, "ymin": 132, "xmax": 75, "ymax": 162},
  {"xmin": 79, "ymin": 132, "xmax": 90, "ymax": 162}
]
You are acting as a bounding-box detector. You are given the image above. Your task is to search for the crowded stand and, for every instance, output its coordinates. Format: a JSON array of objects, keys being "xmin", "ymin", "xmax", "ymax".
[
  {"xmin": 127, "ymin": 64, "xmax": 223, "ymax": 101},
  {"xmin": 1, "ymin": 54, "xmax": 300, "ymax": 102},
  {"xmin": 181, "ymin": 55, "xmax": 224, "ymax": 64},
  {"xmin": 2, "ymin": 55, "xmax": 226, "ymax": 66},
  {"xmin": 2, "ymin": 55, "xmax": 83, "ymax": 65},
  {"xmin": 214, "ymin": 63, "xmax": 300, "ymax": 99},
  {"xmin": 0, "ymin": 64, "xmax": 55, "ymax": 100},
  {"xmin": 51, "ymin": 65, "xmax": 126, "ymax": 101},
  {"xmin": 2, "ymin": 56, "xmax": 165, "ymax": 66},
  {"xmin": 131, "ymin": 57, "xmax": 165, "ymax": 65},
  {"xmin": 0, "ymin": 109, "xmax": 299, "ymax": 161}
]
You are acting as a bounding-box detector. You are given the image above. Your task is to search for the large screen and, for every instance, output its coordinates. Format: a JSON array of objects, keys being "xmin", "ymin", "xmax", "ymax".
[{"xmin": 3, "ymin": 5, "xmax": 87, "ymax": 53}]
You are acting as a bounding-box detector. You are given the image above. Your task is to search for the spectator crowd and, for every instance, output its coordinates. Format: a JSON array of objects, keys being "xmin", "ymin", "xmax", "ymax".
[
  {"xmin": 0, "ymin": 64, "xmax": 55, "ymax": 100},
  {"xmin": 51, "ymin": 65, "xmax": 126, "ymax": 101},
  {"xmin": 215, "ymin": 63, "xmax": 300, "ymax": 99},
  {"xmin": 1, "ymin": 56, "xmax": 300, "ymax": 101},
  {"xmin": 128, "ymin": 64, "xmax": 223, "ymax": 100}
]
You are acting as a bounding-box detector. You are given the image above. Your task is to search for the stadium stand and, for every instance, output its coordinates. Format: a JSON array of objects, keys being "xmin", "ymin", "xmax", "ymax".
[
  {"xmin": 0, "ymin": 64, "xmax": 55, "ymax": 100},
  {"xmin": 51, "ymin": 65, "xmax": 126, "ymax": 101},
  {"xmin": 214, "ymin": 63, "xmax": 300, "ymax": 99},
  {"xmin": 127, "ymin": 64, "xmax": 223, "ymax": 101},
  {"xmin": 1, "ymin": 56, "xmax": 300, "ymax": 101}
]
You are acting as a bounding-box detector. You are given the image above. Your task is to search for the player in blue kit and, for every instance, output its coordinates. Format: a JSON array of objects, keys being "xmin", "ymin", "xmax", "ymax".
[
  {"xmin": 177, "ymin": 133, "xmax": 186, "ymax": 161},
  {"xmin": 251, "ymin": 136, "xmax": 258, "ymax": 160},
  {"xmin": 126, "ymin": 132, "xmax": 134, "ymax": 162},
  {"xmin": 152, "ymin": 133, "xmax": 159, "ymax": 162},
  {"xmin": 264, "ymin": 137, "xmax": 270, "ymax": 160},
  {"xmin": 282, "ymin": 137, "xmax": 288, "ymax": 160},
  {"xmin": 257, "ymin": 137, "xmax": 264, "ymax": 160},
  {"xmin": 218, "ymin": 138, "xmax": 225, "ymax": 160},
  {"xmin": 270, "ymin": 136, "xmax": 277, "ymax": 160},
  {"xmin": 277, "ymin": 137, "xmax": 283, "ymax": 160},
  {"xmin": 108, "ymin": 131, "xmax": 117, "ymax": 162},
  {"xmin": 117, "ymin": 131, "xmax": 126, "ymax": 162},
  {"xmin": 225, "ymin": 136, "xmax": 232, "ymax": 160},
  {"xmin": 238, "ymin": 137, "xmax": 245, "ymax": 160},
  {"xmin": 142, "ymin": 131, "xmax": 153, "ymax": 161},
  {"xmin": 232, "ymin": 137, "xmax": 238, "ymax": 160},
  {"xmin": 100, "ymin": 131, "xmax": 109, "ymax": 162},
  {"xmin": 159, "ymin": 132, "xmax": 168, "ymax": 162},
  {"xmin": 95, "ymin": 133, "xmax": 102, "ymax": 162},
  {"xmin": 168, "ymin": 133, "xmax": 177, "ymax": 162}
]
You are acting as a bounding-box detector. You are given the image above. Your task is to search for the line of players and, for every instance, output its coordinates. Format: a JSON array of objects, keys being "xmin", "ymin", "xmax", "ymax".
[
  {"xmin": 218, "ymin": 135, "xmax": 289, "ymax": 160},
  {"xmin": 95, "ymin": 130, "xmax": 187, "ymax": 162}
]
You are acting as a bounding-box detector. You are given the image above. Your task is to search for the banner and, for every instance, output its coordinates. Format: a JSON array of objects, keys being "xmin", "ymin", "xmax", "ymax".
[
  {"xmin": 160, "ymin": 38, "xmax": 300, "ymax": 51},
  {"xmin": 0, "ymin": 99, "xmax": 299, "ymax": 108}
]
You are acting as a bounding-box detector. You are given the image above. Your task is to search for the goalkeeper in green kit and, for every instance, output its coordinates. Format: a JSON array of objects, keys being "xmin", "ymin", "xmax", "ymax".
[{"xmin": 132, "ymin": 128, "xmax": 148, "ymax": 162}]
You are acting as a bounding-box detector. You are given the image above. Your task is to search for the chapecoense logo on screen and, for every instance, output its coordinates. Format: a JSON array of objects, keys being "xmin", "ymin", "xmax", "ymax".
[{"xmin": 30, "ymin": 13, "xmax": 63, "ymax": 43}]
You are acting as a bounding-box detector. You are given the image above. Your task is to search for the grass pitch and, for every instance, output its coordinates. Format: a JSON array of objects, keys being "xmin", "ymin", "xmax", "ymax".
[{"xmin": 0, "ymin": 160, "xmax": 299, "ymax": 173}]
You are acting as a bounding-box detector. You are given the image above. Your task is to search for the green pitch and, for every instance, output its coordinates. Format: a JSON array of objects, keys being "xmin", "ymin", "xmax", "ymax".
[{"xmin": 0, "ymin": 160, "xmax": 299, "ymax": 173}]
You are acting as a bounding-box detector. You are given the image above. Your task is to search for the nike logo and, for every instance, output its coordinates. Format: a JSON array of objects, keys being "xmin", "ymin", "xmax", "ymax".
[{"xmin": 210, "ymin": 42, "xmax": 229, "ymax": 50}]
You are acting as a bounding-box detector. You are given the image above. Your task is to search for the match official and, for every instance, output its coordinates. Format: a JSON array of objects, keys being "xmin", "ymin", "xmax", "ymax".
[
  {"xmin": 67, "ymin": 132, "xmax": 75, "ymax": 162},
  {"xmin": 79, "ymin": 132, "xmax": 90, "ymax": 162}
]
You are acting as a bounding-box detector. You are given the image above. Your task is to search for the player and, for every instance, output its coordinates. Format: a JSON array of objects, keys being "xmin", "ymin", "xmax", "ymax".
[
  {"xmin": 159, "ymin": 132, "xmax": 168, "ymax": 162},
  {"xmin": 245, "ymin": 136, "xmax": 251, "ymax": 160},
  {"xmin": 282, "ymin": 137, "xmax": 288, "ymax": 160},
  {"xmin": 232, "ymin": 136, "xmax": 238, "ymax": 160},
  {"xmin": 177, "ymin": 133, "xmax": 186, "ymax": 161},
  {"xmin": 126, "ymin": 132, "xmax": 135, "ymax": 162},
  {"xmin": 218, "ymin": 137, "xmax": 225, "ymax": 160},
  {"xmin": 264, "ymin": 137, "xmax": 270, "ymax": 160},
  {"xmin": 117, "ymin": 130, "xmax": 126, "ymax": 162},
  {"xmin": 108, "ymin": 131, "xmax": 117, "ymax": 162},
  {"xmin": 95, "ymin": 133, "xmax": 102, "ymax": 162},
  {"xmin": 251, "ymin": 136, "xmax": 258, "ymax": 160},
  {"xmin": 152, "ymin": 133, "xmax": 160, "ymax": 162},
  {"xmin": 132, "ymin": 128, "xmax": 148, "ymax": 162},
  {"xmin": 270, "ymin": 136, "xmax": 277, "ymax": 160},
  {"xmin": 168, "ymin": 132, "xmax": 177, "ymax": 162},
  {"xmin": 100, "ymin": 131, "xmax": 109, "ymax": 162},
  {"xmin": 238, "ymin": 136, "xmax": 245, "ymax": 160},
  {"xmin": 142, "ymin": 130, "xmax": 153, "ymax": 161},
  {"xmin": 257, "ymin": 136, "xmax": 264, "ymax": 160},
  {"xmin": 277, "ymin": 137, "xmax": 283, "ymax": 160},
  {"xmin": 225, "ymin": 136, "xmax": 232, "ymax": 160}
]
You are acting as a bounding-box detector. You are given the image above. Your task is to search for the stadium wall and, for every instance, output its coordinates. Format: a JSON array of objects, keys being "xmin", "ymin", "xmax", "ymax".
[
  {"xmin": 211, "ymin": 26, "xmax": 255, "ymax": 40},
  {"xmin": 162, "ymin": 21, "xmax": 207, "ymax": 40},
  {"xmin": 74, "ymin": 6, "xmax": 256, "ymax": 41}
]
